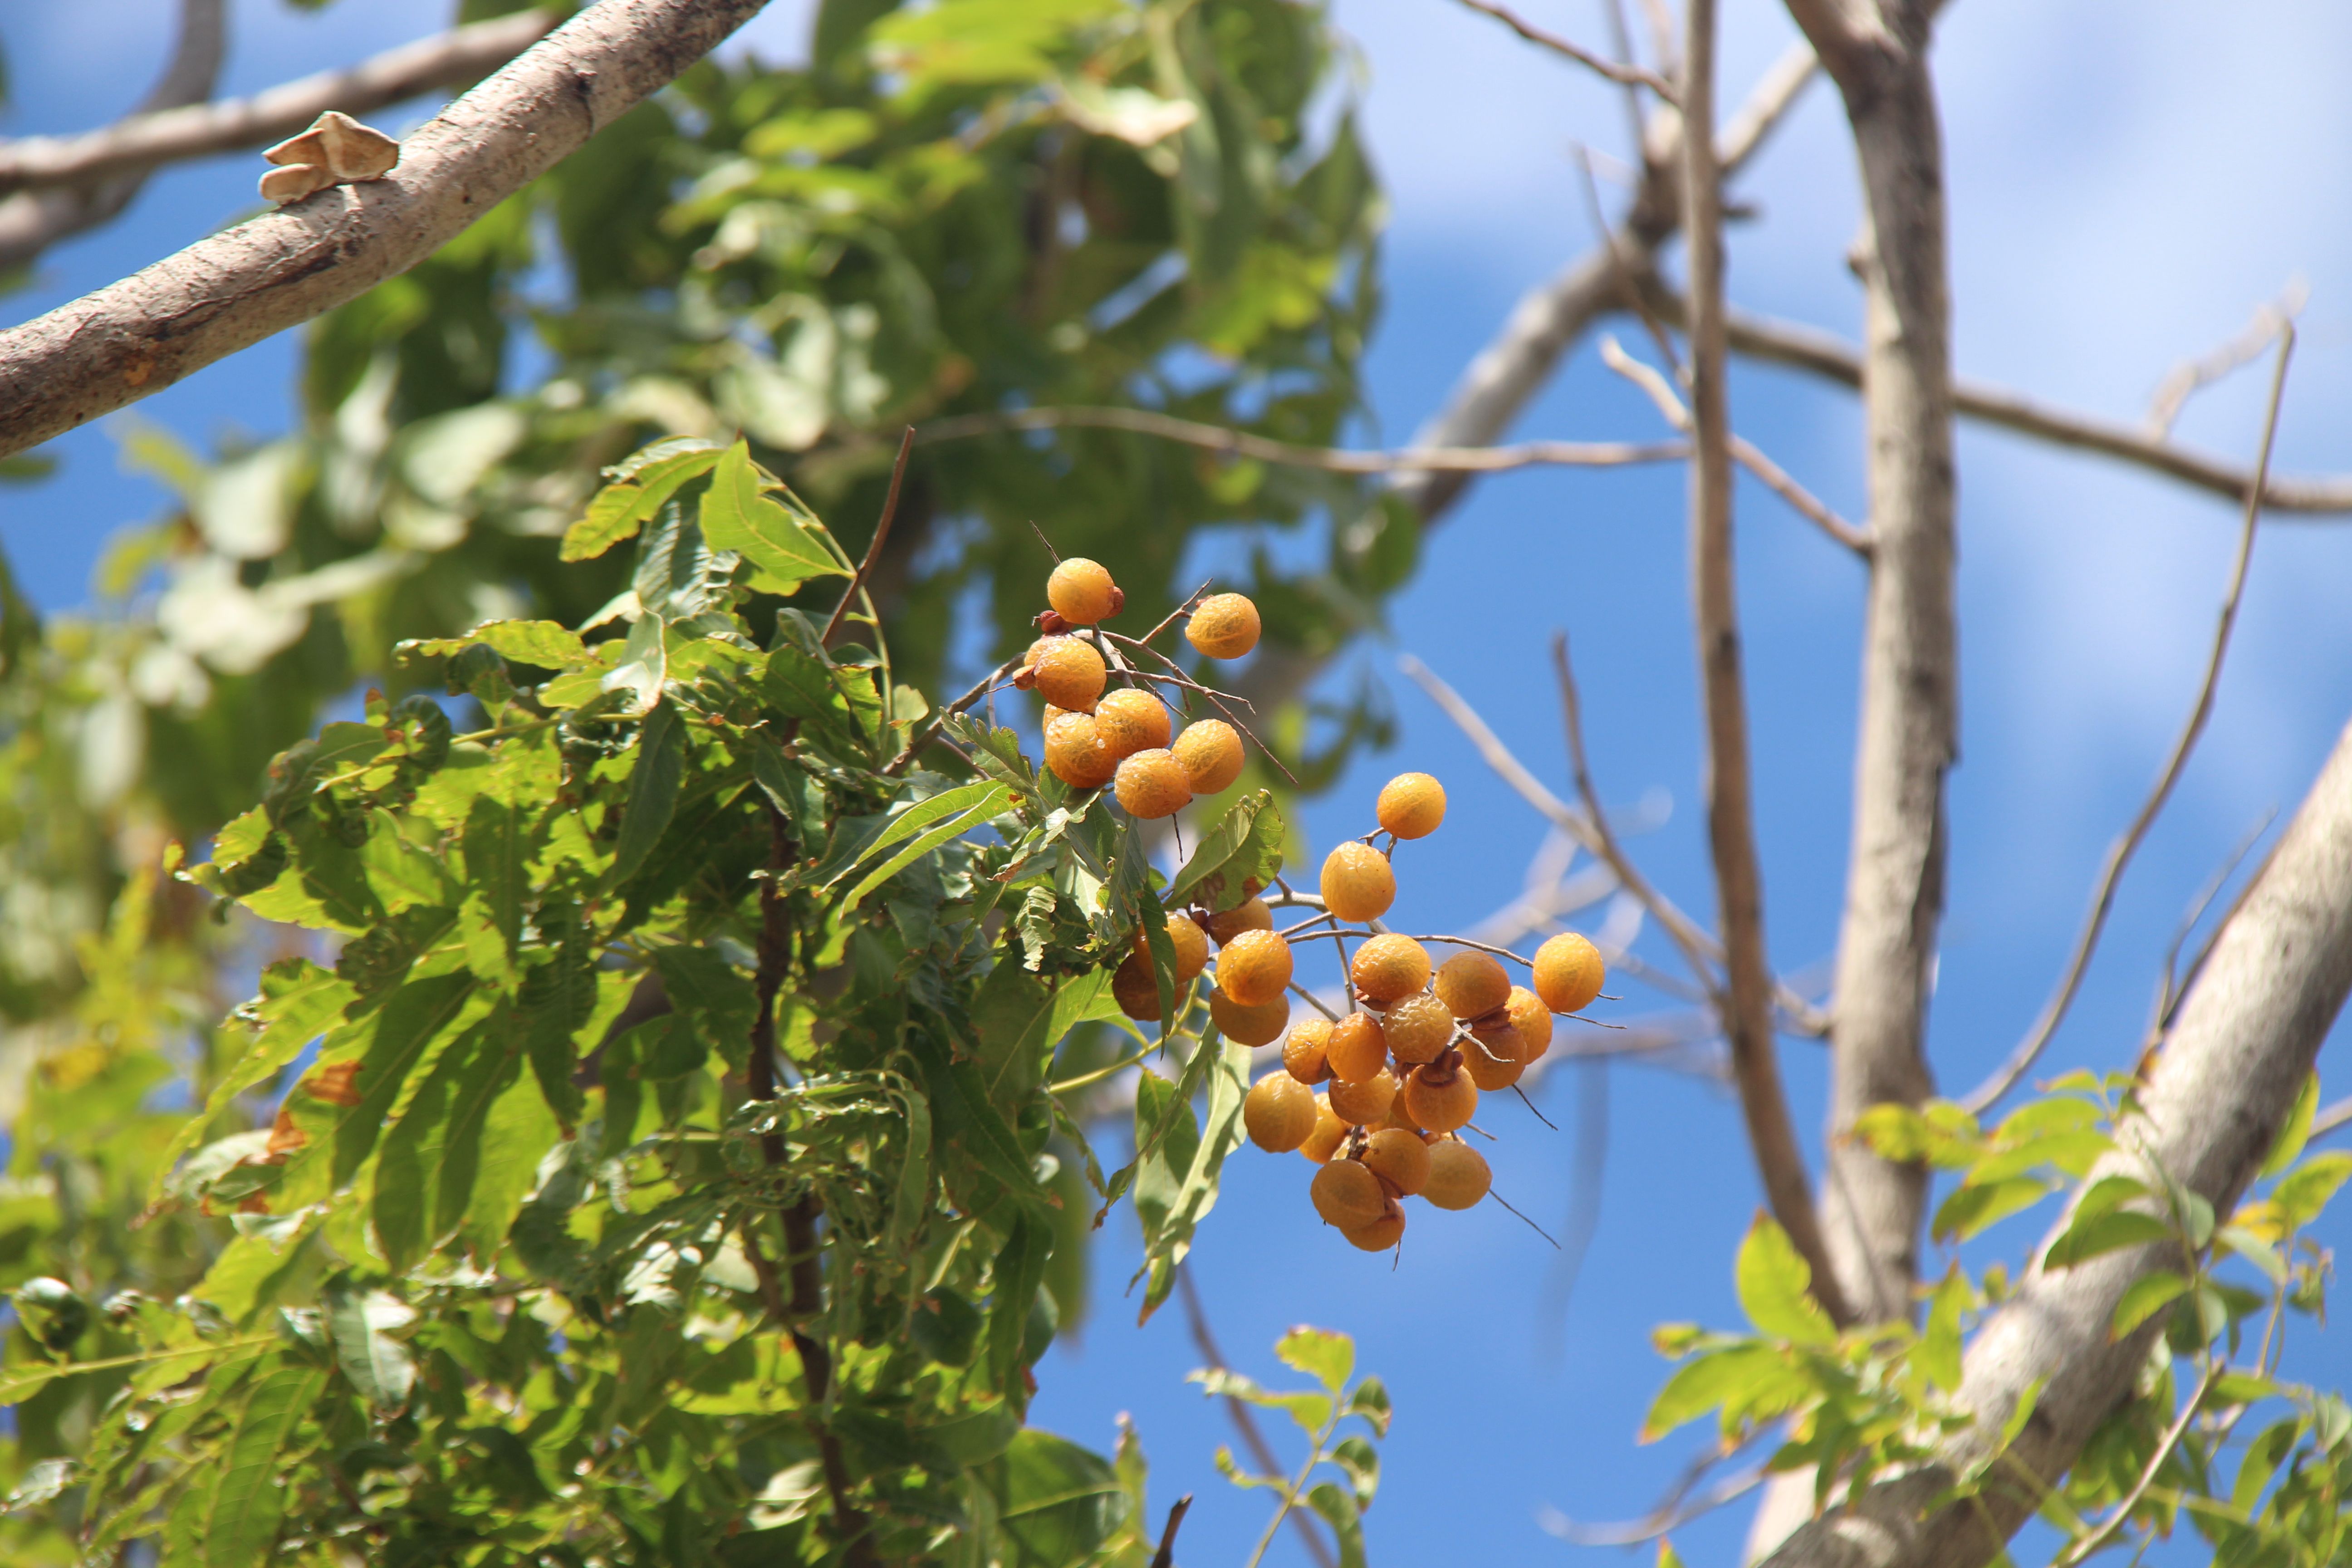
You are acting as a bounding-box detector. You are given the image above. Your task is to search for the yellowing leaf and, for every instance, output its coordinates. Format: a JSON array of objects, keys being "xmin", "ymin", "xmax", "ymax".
[{"xmin": 1734, "ymin": 1214, "xmax": 1836, "ymax": 1347}]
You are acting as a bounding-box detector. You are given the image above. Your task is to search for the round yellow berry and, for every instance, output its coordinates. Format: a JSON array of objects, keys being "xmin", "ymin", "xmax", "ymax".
[
  {"xmin": 1310, "ymin": 1159, "xmax": 1388, "ymax": 1229},
  {"xmin": 1047, "ymin": 558, "xmax": 1120, "ymax": 624},
  {"xmin": 1376, "ymin": 772, "xmax": 1446, "ymax": 839},
  {"xmin": 1422, "ymin": 1140, "xmax": 1491, "ymax": 1210},
  {"xmin": 1320, "ymin": 841, "xmax": 1396, "ymax": 924},
  {"xmin": 1205, "ymin": 897, "xmax": 1274, "ymax": 947},
  {"xmin": 1283, "ymin": 1018, "xmax": 1334, "ymax": 1085},
  {"xmin": 1044, "ymin": 712, "xmax": 1117, "ymax": 789},
  {"xmin": 1208, "ymin": 986, "xmax": 1289, "ymax": 1047},
  {"xmin": 1533, "ymin": 932, "xmax": 1605, "ymax": 1015},
  {"xmin": 1172, "ymin": 719, "xmax": 1245, "ymax": 794},
  {"xmin": 1382, "ymin": 992, "xmax": 1455, "ymax": 1065},
  {"xmin": 1185, "ymin": 593, "xmax": 1261, "ymax": 660},
  {"xmin": 1460, "ymin": 1024, "xmax": 1525, "ymax": 1091},
  {"xmin": 1403, "ymin": 1058, "xmax": 1477, "ymax": 1132},
  {"xmin": 1434, "ymin": 951, "xmax": 1511, "ymax": 1021},
  {"xmin": 1349, "ymin": 934, "xmax": 1431, "ymax": 1007},
  {"xmin": 1325, "ymin": 1012, "xmax": 1390, "ymax": 1084},
  {"xmin": 1504, "ymin": 985, "xmax": 1553, "ymax": 1062},
  {"xmin": 1328, "ymin": 1067, "xmax": 1398, "ymax": 1127},
  {"xmin": 1030, "ymin": 635, "xmax": 1107, "ymax": 712},
  {"xmin": 1093, "ymin": 687, "xmax": 1171, "ymax": 758},
  {"xmin": 1361, "ymin": 1127, "xmax": 1430, "ymax": 1197},
  {"xmin": 1299, "ymin": 1093, "xmax": 1348, "ymax": 1163},
  {"xmin": 1215, "ymin": 928, "xmax": 1293, "ymax": 1008},
  {"xmin": 1341, "ymin": 1206, "xmax": 1406, "ymax": 1252},
  {"xmin": 1244, "ymin": 1072, "xmax": 1318, "ymax": 1153},
  {"xmin": 1113, "ymin": 749, "xmax": 1191, "ymax": 818}
]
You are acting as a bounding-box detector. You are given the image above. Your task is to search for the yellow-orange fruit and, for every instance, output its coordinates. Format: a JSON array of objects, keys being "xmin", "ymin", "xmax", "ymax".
[
  {"xmin": 1048, "ymin": 558, "xmax": 1120, "ymax": 624},
  {"xmin": 1111, "ymin": 952, "xmax": 1164, "ymax": 1021},
  {"xmin": 1328, "ymin": 1067, "xmax": 1398, "ymax": 1127},
  {"xmin": 1362, "ymin": 1127, "xmax": 1431, "ymax": 1197},
  {"xmin": 1113, "ymin": 749, "xmax": 1191, "ymax": 818},
  {"xmin": 1299, "ymin": 1094, "xmax": 1348, "ymax": 1163},
  {"xmin": 1172, "ymin": 719, "xmax": 1245, "ymax": 794},
  {"xmin": 1461, "ymin": 1025, "xmax": 1525, "ymax": 1091},
  {"xmin": 1206, "ymin": 897, "xmax": 1274, "ymax": 946},
  {"xmin": 1376, "ymin": 772, "xmax": 1447, "ymax": 840},
  {"xmin": 1422, "ymin": 1140, "xmax": 1492, "ymax": 1210},
  {"xmin": 1132, "ymin": 913, "xmax": 1210, "ymax": 984},
  {"xmin": 1215, "ymin": 928, "xmax": 1292, "ymax": 1008},
  {"xmin": 1382, "ymin": 1090, "xmax": 1428, "ymax": 1138},
  {"xmin": 1341, "ymin": 1205, "xmax": 1407, "ymax": 1251},
  {"xmin": 1186, "ymin": 593, "xmax": 1261, "ymax": 659},
  {"xmin": 1504, "ymin": 985, "xmax": 1552, "ymax": 1063},
  {"xmin": 1325, "ymin": 1013, "xmax": 1389, "ymax": 1083},
  {"xmin": 1382, "ymin": 992, "xmax": 1455, "ymax": 1065},
  {"xmin": 1208, "ymin": 986, "xmax": 1288, "ymax": 1047},
  {"xmin": 1310, "ymin": 1158, "xmax": 1388, "ymax": 1229},
  {"xmin": 1350, "ymin": 934, "xmax": 1431, "ymax": 1006},
  {"xmin": 1093, "ymin": 688, "xmax": 1171, "ymax": 758},
  {"xmin": 1042, "ymin": 704, "xmax": 1080, "ymax": 735},
  {"xmin": 1043, "ymin": 711, "xmax": 1117, "ymax": 789},
  {"xmin": 1030, "ymin": 635, "xmax": 1107, "ymax": 712},
  {"xmin": 1244, "ymin": 1072, "xmax": 1318, "ymax": 1153},
  {"xmin": 1404, "ymin": 1059, "xmax": 1478, "ymax": 1132},
  {"xmin": 1534, "ymin": 932, "xmax": 1606, "ymax": 1014},
  {"xmin": 1283, "ymin": 1018, "xmax": 1334, "ymax": 1085},
  {"xmin": 1320, "ymin": 841, "xmax": 1396, "ymax": 924},
  {"xmin": 1435, "ymin": 951, "xmax": 1512, "ymax": 1021}
]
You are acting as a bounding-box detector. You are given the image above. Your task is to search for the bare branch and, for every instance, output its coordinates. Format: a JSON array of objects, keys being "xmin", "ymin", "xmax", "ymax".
[
  {"xmin": 1599, "ymin": 334, "xmax": 1872, "ymax": 555},
  {"xmin": 0, "ymin": 0, "xmax": 225, "ymax": 270},
  {"xmin": 2146, "ymin": 283, "xmax": 2303, "ymax": 440},
  {"xmin": 0, "ymin": 0, "xmax": 775, "ymax": 463},
  {"xmin": 1635, "ymin": 276, "xmax": 2352, "ymax": 515},
  {"xmin": 1761, "ymin": 713, "xmax": 2352, "ymax": 1568},
  {"xmin": 0, "ymin": 11, "xmax": 559, "ymax": 198},
  {"xmin": 1682, "ymin": 0, "xmax": 1847, "ymax": 1329},
  {"xmin": 1964, "ymin": 328, "xmax": 2295, "ymax": 1115},
  {"xmin": 914, "ymin": 404, "xmax": 1684, "ymax": 475},
  {"xmin": 1452, "ymin": 0, "xmax": 1681, "ymax": 102},
  {"xmin": 1175, "ymin": 1265, "xmax": 1336, "ymax": 1568}
]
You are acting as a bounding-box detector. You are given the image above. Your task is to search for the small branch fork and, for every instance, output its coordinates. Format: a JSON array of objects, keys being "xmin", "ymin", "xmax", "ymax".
[
  {"xmin": 1964, "ymin": 324, "xmax": 2297, "ymax": 1114},
  {"xmin": 1452, "ymin": 0, "xmax": 1681, "ymax": 101},
  {"xmin": 823, "ymin": 427, "xmax": 915, "ymax": 644}
]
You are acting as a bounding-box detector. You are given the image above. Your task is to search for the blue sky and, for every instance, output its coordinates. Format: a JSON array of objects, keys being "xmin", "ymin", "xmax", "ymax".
[{"xmin": 6, "ymin": 2, "xmax": 2352, "ymax": 1563}]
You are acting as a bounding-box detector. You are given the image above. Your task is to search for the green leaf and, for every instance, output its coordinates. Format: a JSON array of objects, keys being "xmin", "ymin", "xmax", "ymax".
[
  {"xmin": 1134, "ymin": 1030, "xmax": 1252, "ymax": 1323},
  {"xmin": 372, "ymin": 1014, "xmax": 518, "ymax": 1272},
  {"xmin": 2232, "ymin": 1417, "xmax": 2303, "ymax": 1514},
  {"xmin": 835, "ymin": 785, "xmax": 1010, "ymax": 911},
  {"xmin": 698, "ymin": 439, "xmax": 847, "ymax": 592},
  {"xmin": 610, "ymin": 701, "xmax": 686, "ymax": 884},
  {"xmin": 1328, "ymin": 1433, "xmax": 1380, "ymax": 1509},
  {"xmin": 2274, "ymin": 1150, "xmax": 2352, "ymax": 1228},
  {"xmin": 1641, "ymin": 1344, "xmax": 1798, "ymax": 1441},
  {"xmin": 1965, "ymin": 1127, "xmax": 2116, "ymax": 1186},
  {"xmin": 1734, "ymin": 1214, "xmax": 1837, "ymax": 1346},
  {"xmin": 561, "ymin": 443, "xmax": 722, "ymax": 561},
  {"xmin": 2110, "ymin": 1271, "xmax": 2190, "ymax": 1339},
  {"xmin": 1920, "ymin": 1266, "xmax": 1970, "ymax": 1393},
  {"xmin": 967, "ymin": 964, "xmax": 1112, "ymax": 1113},
  {"xmin": 1933, "ymin": 1175, "xmax": 2057, "ymax": 1243},
  {"xmin": 984, "ymin": 1429, "xmax": 1129, "ymax": 1568},
  {"xmin": 151, "ymin": 960, "xmax": 354, "ymax": 1202},
  {"xmin": 201, "ymin": 1362, "xmax": 328, "ymax": 1564},
  {"xmin": 987, "ymin": 1213, "xmax": 1054, "ymax": 1392},
  {"xmin": 403, "ymin": 618, "xmax": 588, "ymax": 669},
  {"xmin": 2261, "ymin": 1071, "xmax": 2320, "ymax": 1178},
  {"xmin": 1345, "ymin": 1376, "xmax": 1392, "ymax": 1438},
  {"xmin": 324, "ymin": 1283, "xmax": 416, "ymax": 1408},
  {"xmin": 270, "ymin": 971, "xmax": 483, "ymax": 1209},
  {"xmin": 2043, "ymin": 1208, "xmax": 2176, "ymax": 1271},
  {"xmin": 1303, "ymin": 1481, "xmax": 1369, "ymax": 1568},
  {"xmin": 1274, "ymin": 1325, "xmax": 1354, "ymax": 1395},
  {"xmin": 1166, "ymin": 788, "xmax": 1285, "ymax": 911}
]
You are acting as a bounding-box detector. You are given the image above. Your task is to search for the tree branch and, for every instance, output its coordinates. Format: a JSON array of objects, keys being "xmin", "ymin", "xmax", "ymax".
[
  {"xmin": 0, "ymin": 11, "xmax": 559, "ymax": 198},
  {"xmin": 0, "ymin": 0, "xmax": 774, "ymax": 462},
  {"xmin": 1760, "ymin": 711, "xmax": 2352, "ymax": 1568},
  {"xmin": 1964, "ymin": 329, "xmax": 2294, "ymax": 1115},
  {"xmin": 1683, "ymin": 0, "xmax": 1848, "ymax": 1329},
  {"xmin": 0, "ymin": 0, "xmax": 225, "ymax": 271},
  {"xmin": 915, "ymin": 404, "xmax": 1684, "ymax": 475},
  {"xmin": 1635, "ymin": 275, "xmax": 2352, "ymax": 515},
  {"xmin": 1453, "ymin": 0, "xmax": 1680, "ymax": 102}
]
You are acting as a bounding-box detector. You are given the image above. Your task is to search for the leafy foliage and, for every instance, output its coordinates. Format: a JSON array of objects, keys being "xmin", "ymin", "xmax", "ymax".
[
  {"xmin": 0, "ymin": 444, "xmax": 1286, "ymax": 1564},
  {"xmin": 1193, "ymin": 1325, "xmax": 1392, "ymax": 1568}
]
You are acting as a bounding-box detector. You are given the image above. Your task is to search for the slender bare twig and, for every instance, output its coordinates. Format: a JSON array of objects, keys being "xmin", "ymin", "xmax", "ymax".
[
  {"xmin": 885, "ymin": 656, "xmax": 1024, "ymax": 774},
  {"xmin": 0, "ymin": 0, "xmax": 776, "ymax": 461},
  {"xmin": 823, "ymin": 428, "xmax": 915, "ymax": 643},
  {"xmin": 2146, "ymin": 808, "xmax": 2277, "ymax": 1047},
  {"xmin": 1964, "ymin": 328, "xmax": 2295, "ymax": 1115},
  {"xmin": 1630, "ymin": 274, "xmax": 2352, "ymax": 517},
  {"xmin": 1681, "ymin": 0, "xmax": 1846, "ymax": 1329},
  {"xmin": 2311, "ymin": 1097, "xmax": 2352, "ymax": 1142},
  {"xmin": 1598, "ymin": 335, "xmax": 1871, "ymax": 556},
  {"xmin": 0, "ymin": 11, "xmax": 558, "ymax": 196},
  {"xmin": 1149, "ymin": 1495, "xmax": 1194, "ymax": 1568},
  {"xmin": 1175, "ymin": 1265, "xmax": 1336, "ymax": 1568},
  {"xmin": 1104, "ymin": 631, "xmax": 1301, "ymax": 787},
  {"xmin": 1452, "ymin": 0, "xmax": 1680, "ymax": 101},
  {"xmin": 2146, "ymin": 284, "xmax": 2304, "ymax": 440},
  {"xmin": 0, "ymin": 0, "xmax": 224, "ymax": 270},
  {"xmin": 1542, "ymin": 1464, "xmax": 1766, "ymax": 1545},
  {"xmin": 1548, "ymin": 632, "xmax": 1723, "ymax": 994},
  {"xmin": 2052, "ymin": 1361, "xmax": 2220, "ymax": 1567},
  {"xmin": 1397, "ymin": 934, "xmax": 1535, "ymax": 967},
  {"xmin": 915, "ymin": 404, "xmax": 1684, "ymax": 475},
  {"xmin": 1487, "ymin": 1186, "xmax": 1563, "ymax": 1245}
]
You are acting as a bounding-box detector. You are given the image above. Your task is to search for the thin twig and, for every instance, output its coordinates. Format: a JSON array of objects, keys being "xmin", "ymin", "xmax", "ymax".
[
  {"xmin": 1599, "ymin": 335, "xmax": 1869, "ymax": 554},
  {"xmin": 1150, "ymin": 1495, "xmax": 1194, "ymax": 1568},
  {"xmin": 2146, "ymin": 808, "xmax": 2276, "ymax": 1046},
  {"xmin": 1680, "ymin": 0, "xmax": 1848, "ymax": 1329},
  {"xmin": 1176, "ymin": 1266, "xmax": 1336, "ymax": 1568},
  {"xmin": 1107, "ymin": 632, "xmax": 1300, "ymax": 787},
  {"xmin": 2311, "ymin": 1097, "xmax": 2352, "ymax": 1142},
  {"xmin": 1540, "ymin": 1462, "xmax": 1766, "ymax": 1545},
  {"xmin": 2052, "ymin": 1360, "xmax": 2220, "ymax": 1566},
  {"xmin": 2146, "ymin": 284, "xmax": 2304, "ymax": 439},
  {"xmin": 1137, "ymin": 578, "xmax": 1216, "ymax": 646},
  {"xmin": 1488, "ymin": 1186, "xmax": 1563, "ymax": 1247},
  {"xmin": 1549, "ymin": 632, "xmax": 1725, "ymax": 997},
  {"xmin": 1452, "ymin": 0, "xmax": 1680, "ymax": 101},
  {"xmin": 916, "ymin": 405, "xmax": 1686, "ymax": 475},
  {"xmin": 1964, "ymin": 327, "xmax": 2295, "ymax": 1115},
  {"xmin": 823, "ymin": 427, "xmax": 915, "ymax": 644},
  {"xmin": 1398, "ymin": 934, "xmax": 1535, "ymax": 967}
]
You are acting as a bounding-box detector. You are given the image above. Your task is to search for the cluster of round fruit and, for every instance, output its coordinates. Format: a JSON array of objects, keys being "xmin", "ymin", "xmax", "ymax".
[{"xmin": 1013, "ymin": 556, "xmax": 1264, "ymax": 819}]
